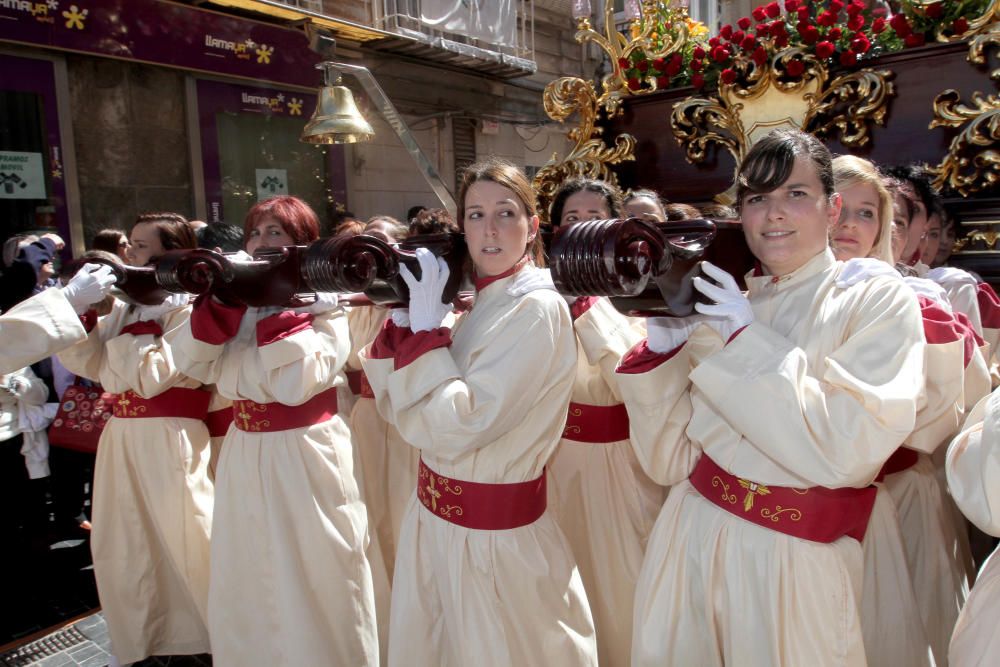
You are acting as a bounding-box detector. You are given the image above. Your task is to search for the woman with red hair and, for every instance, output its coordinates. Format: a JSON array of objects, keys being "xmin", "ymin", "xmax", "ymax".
[{"xmin": 172, "ymin": 196, "xmax": 379, "ymax": 665}]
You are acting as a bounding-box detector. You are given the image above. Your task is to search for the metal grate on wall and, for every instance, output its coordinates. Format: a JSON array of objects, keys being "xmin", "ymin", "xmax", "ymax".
[{"xmin": 452, "ymin": 117, "xmax": 477, "ymax": 194}]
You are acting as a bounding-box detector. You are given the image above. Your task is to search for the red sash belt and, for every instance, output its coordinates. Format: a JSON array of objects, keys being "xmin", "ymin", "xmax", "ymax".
[
  {"xmin": 358, "ymin": 371, "xmax": 374, "ymax": 399},
  {"xmin": 563, "ymin": 402, "xmax": 630, "ymax": 443},
  {"xmin": 417, "ymin": 458, "xmax": 546, "ymax": 530},
  {"xmin": 345, "ymin": 369, "xmax": 364, "ymax": 396},
  {"xmin": 205, "ymin": 407, "xmax": 234, "ymax": 438},
  {"xmin": 232, "ymin": 387, "xmax": 338, "ymax": 433},
  {"xmin": 689, "ymin": 454, "xmax": 877, "ymax": 543},
  {"xmin": 113, "ymin": 387, "xmax": 211, "ymax": 420},
  {"xmin": 875, "ymin": 447, "xmax": 920, "ymax": 482}
]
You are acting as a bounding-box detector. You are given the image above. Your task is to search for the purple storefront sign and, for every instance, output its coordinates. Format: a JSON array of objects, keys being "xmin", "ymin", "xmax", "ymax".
[
  {"xmin": 0, "ymin": 53, "xmax": 72, "ymax": 254},
  {"xmin": 0, "ymin": 0, "xmax": 323, "ymax": 89}
]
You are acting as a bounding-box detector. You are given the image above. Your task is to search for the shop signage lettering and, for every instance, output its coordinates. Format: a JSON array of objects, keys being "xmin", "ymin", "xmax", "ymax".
[
  {"xmin": 0, "ymin": 151, "xmax": 47, "ymax": 199},
  {"xmin": 0, "ymin": 0, "xmax": 321, "ymax": 88}
]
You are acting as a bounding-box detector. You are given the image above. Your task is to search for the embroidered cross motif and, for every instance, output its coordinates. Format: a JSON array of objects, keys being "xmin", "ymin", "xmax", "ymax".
[
  {"xmin": 425, "ymin": 475, "xmax": 442, "ymax": 512},
  {"xmin": 738, "ymin": 478, "xmax": 771, "ymax": 512}
]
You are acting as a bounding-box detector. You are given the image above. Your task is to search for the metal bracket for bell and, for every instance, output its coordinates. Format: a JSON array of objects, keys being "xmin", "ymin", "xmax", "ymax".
[{"xmin": 301, "ymin": 62, "xmax": 375, "ymax": 144}]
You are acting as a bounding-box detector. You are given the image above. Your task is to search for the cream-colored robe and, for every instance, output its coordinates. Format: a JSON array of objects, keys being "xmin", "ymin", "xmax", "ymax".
[
  {"xmin": 548, "ymin": 297, "xmax": 663, "ymax": 667},
  {"xmin": 947, "ymin": 387, "xmax": 1000, "ymax": 666},
  {"xmin": 360, "ymin": 270, "xmax": 597, "ymax": 667},
  {"xmin": 1, "ymin": 287, "xmax": 85, "ymax": 375},
  {"xmin": 618, "ymin": 250, "xmax": 925, "ymax": 667},
  {"xmin": 57, "ymin": 300, "xmax": 213, "ymax": 664},
  {"xmin": 170, "ymin": 305, "xmax": 378, "ymax": 667}
]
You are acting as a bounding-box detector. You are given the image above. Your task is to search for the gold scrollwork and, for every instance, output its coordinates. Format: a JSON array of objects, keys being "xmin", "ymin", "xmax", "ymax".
[
  {"xmin": 917, "ymin": 0, "xmax": 1000, "ymax": 43},
  {"xmin": 929, "ymin": 89, "xmax": 1000, "ymax": 196},
  {"xmin": 803, "ymin": 69, "xmax": 896, "ymax": 148},
  {"xmin": 760, "ymin": 505, "xmax": 803, "ymax": 523},
  {"xmin": 968, "ymin": 27, "xmax": 1000, "ymax": 80},
  {"xmin": 439, "ymin": 505, "xmax": 464, "ymax": 519},
  {"xmin": 532, "ymin": 77, "xmax": 636, "ymax": 223},
  {"xmin": 712, "ymin": 475, "xmax": 738, "ymax": 505},
  {"xmin": 969, "ymin": 228, "xmax": 1000, "ymax": 249}
]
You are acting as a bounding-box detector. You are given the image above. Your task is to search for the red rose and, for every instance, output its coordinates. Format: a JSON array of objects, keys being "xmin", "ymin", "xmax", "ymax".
[
  {"xmin": 815, "ymin": 40, "xmax": 835, "ymax": 59},
  {"xmin": 829, "ymin": 27, "xmax": 843, "ymax": 40},
  {"xmin": 817, "ymin": 10, "xmax": 835, "ymax": 27},
  {"xmin": 733, "ymin": 29, "xmax": 746, "ymax": 44},
  {"xmin": 800, "ymin": 25, "xmax": 820, "ymax": 45},
  {"xmin": 771, "ymin": 21, "xmax": 788, "ymax": 37},
  {"xmin": 829, "ymin": 0, "xmax": 844, "ymax": 12},
  {"xmin": 890, "ymin": 14, "xmax": 911, "ymax": 38},
  {"xmin": 694, "ymin": 46, "xmax": 706, "ymax": 59},
  {"xmin": 666, "ymin": 57, "xmax": 682, "ymax": 76},
  {"xmin": 721, "ymin": 68, "xmax": 737, "ymax": 84},
  {"xmin": 636, "ymin": 59, "xmax": 649, "ymax": 72},
  {"xmin": 753, "ymin": 46, "xmax": 768, "ymax": 66},
  {"xmin": 846, "ymin": 3, "xmax": 862, "ymax": 16},
  {"xmin": 741, "ymin": 35, "xmax": 757, "ymax": 51},
  {"xmin": 765, "ymin": 1, "xmax": 780, "ymax": 18},
  {"xmin": 839, "ymin": 50, "xmax": 857, "ymax": 66},
  {"xmin": 784, "ymin": 0, "xmax": 798, "ymax": 11},
  {"xmin": 738, "ymin": 16, "xmax": 753, "ymax": 31},
  {"xmin": 618, "ymin": 57, "xmax": 630, "ymax": 70},
  {"xmin": 925, "ymin": 2, "xmax": 943, "ymax": 19},
  {"xmin": 692, "ymin": 73, "xmax": 705, "ymax": 87},
  {"xmin": 904, "ymin": 32, "xmax": 926, "ymax": 47},
  {"xmin": 720, "ymin": 24, "xmax": 734, "ymax": 40},
  {"xmin": 953, "ymin": 17, "xmax": 969, "ymax": 35},
  {"xmin": 756, "ymin": 22, "xmax": 770, "ymax": 37},
  {"xmin": 627, "ymin": 77, "xmax": 641, "ymax": 91},
  {"xmin": 851, "ymin": 34, "xmax": 870, "ymax": 53},
  {"xmin": 847, "ymin": 13, "xmax": 865, "ymax": 31},
  {"xmin": 872, "ymin": 17, "xmax": 887, "ymax": 34},
  {"xmin": 712, "ymin": 45, "xmax": 731, "ymax": 62},
  {"xmin": 653, "ymin": 57, "xmax": 666, "ymax": 71},
  {"xmin": 786, "ymin": 59, "xmax": 805, "ymax": 77},
  {"xmin": 797, "ymin": 6, "xmax": 809, "ymax": 20},
  {"xmin": 690, "ymin": 58, "xmax": 703, "ymax": 72},
  {"xmin": 752, "ymin": 6, "xmax": 767, "ymax": 21},
  {"xmin": 775, "ymin": 34, "xmax": 790, "ymax": 49},
  {"xmin": 709, "ymin": 36, "xmax": 721, "ymax": 48},
  {"xmin": 656, "ymin": 75, "xmax": 670, "ymax": 89}
]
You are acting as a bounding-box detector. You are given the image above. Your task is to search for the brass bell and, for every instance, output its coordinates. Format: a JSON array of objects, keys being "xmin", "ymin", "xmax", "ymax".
[{"xmin": 301, "ymin": 62, "xmax": 374, "ymax": 144}]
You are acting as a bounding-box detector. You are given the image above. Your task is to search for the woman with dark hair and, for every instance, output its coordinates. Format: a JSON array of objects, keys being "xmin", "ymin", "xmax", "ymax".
[
  {"xmin": 546, "ymin": 177, "xmax": 662, "ymax": 666},
  {"xmin": 407, "ymin": 208, "xmax": 460, "ymax": 236},
  {"xmin": 90, "ymin": 228, "xmax": 130, "ymax": 262},
  {"xmin": 360, "ymin": 158, "xmax": 596, "ymax": 665},
  {"xmin": 57, "ymin": 212, "xmax": 213, "ymax": 666},
  {"xmin": 364, "ymin": 215, "xmax": 408, "ymax": 242},
  {"xmin": 617, "ymin": 129, "xmax": 926, "ymax": 665},
  {"xmin": 172, "ymin": 195, "xmax": 379, "ymax": 666},
  {"xmin": 623, "ymin": 189, "xmax": 668, "ymax": 223}
]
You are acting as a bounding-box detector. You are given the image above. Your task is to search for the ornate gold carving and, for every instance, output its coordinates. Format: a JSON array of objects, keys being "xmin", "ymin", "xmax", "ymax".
[
  {"xmin": 969, "ymin": 228, "xmax": 1000, "ymax": 249},
  {"xmin": 532, "ymin": 77, "xmax": 636, "ymax": 223},
  {"xmin": 968, "ymin": 27, "xmax": 1000, "ymax": 80},
  {"xmin": 929, "ymin": 89, "xmax": 1000, "ymax": 196},
  {"xmin": 918, "ymin": 0, "xmax": 1000, "ymax": 42},
  {"xmin": 672, "ymin": 49, "xmax": 894, "ymax": 169}
]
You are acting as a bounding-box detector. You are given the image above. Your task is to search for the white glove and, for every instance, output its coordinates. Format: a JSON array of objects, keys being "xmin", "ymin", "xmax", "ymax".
[
  {"xmin": 927, "ymin": 266, "xmax": 977, "ymax": 288},
  {"xmin": 693, "ymin": 261, "xmax": 754, "ymax": 341},
  {"xmin": 136, "ymin": 291, "xmax": 189, "ymax": 321},
  {"xmin": 3, "ymin": 374, "xmax": 26, "ymax": 398},
  {"xmin": 903, "ymin": 276, "xmax": 952, "ymax": 311},
  {"xmin": 647, "ymin": 316, "xmax": 704, "ymax": 354},
  {"xmin": 390, "ymin": 309, "xmax": 411, "ymax": 328},
  {"xmin": 63, "ymin": 263, "xmax": 117, "ymax": 314},
  {"xmin": 399, "ymin": 247, "xmax": 452, "ymax": 333},
  {"xmin": 293, "ymin": 291, "xmax": 339, "ymax": 315},
  {"xmin": 835, "ymin": 257, "xmax": 900, "ymax": 288},
  {"xmin": 505, "ymin": 266, "xmax": 556, "ymax": 297}
]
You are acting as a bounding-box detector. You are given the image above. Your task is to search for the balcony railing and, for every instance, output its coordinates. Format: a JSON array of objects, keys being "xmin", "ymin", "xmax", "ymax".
[{"xmin": 373, "ymin": 0, "xmax": 536, "ymax": 78}]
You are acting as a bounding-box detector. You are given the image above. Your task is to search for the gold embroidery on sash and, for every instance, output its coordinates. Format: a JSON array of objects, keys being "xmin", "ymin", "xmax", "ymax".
[
  {"xmin": 712, "ymin": 476, "xmax": 738, "ymax": 505},
  {"xmin": 737, "ymin": 478, "xmax": 771, "ymax": 512}
]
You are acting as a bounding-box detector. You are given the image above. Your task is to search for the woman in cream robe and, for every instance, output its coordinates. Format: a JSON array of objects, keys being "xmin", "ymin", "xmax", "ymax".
[
  {"xmin": 947, "ymin": 386, "xmax": 1000, "ymax": 666},
  {"xmin": 549, "ymin": 295, "xmax": 664, "ymax": 666},
  {"xmin": 171, "ymin": 296, "xmax": 378, "ymax": 667},
  {"xmin": 58, "ymin": 297, "xmax": 213, "ymax": 664}
]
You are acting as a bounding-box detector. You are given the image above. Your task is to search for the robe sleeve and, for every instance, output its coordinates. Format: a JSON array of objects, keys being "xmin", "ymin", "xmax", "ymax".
[
  {"xmin": 946, "ymin": 388, "xmax": 1000, "ymax": 536},
  {"xmin": 56, "ymin": 303, "xmax": 119, "ymax": 385},
  {"xmin": 255, "ymin": 309, "xmax": 349, "ymax": 405},
  {"xmin": 102, "ymin": 307, "xmax": 192, "ymax": 398},
  {"xmin": 688, "ymin": 278, "xmax": 924, "ymax": 488},
  {"xmin": 0, "ymin": 288, "xmax": 86, "ymax": 376},
  {"xmin": 360, "ymin": 294, "xmax": 573, "ymax": 459},
  {"xmin": 907, "ymin": 296, "xmax": 966, "ymax": 454},
  {"xmin": 573, "ymin": 297, "xmax": 643, "ymax": 401},
  {"xmin": 946, "ymin": 282, "xmax": 984, "ymax": 336}
]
